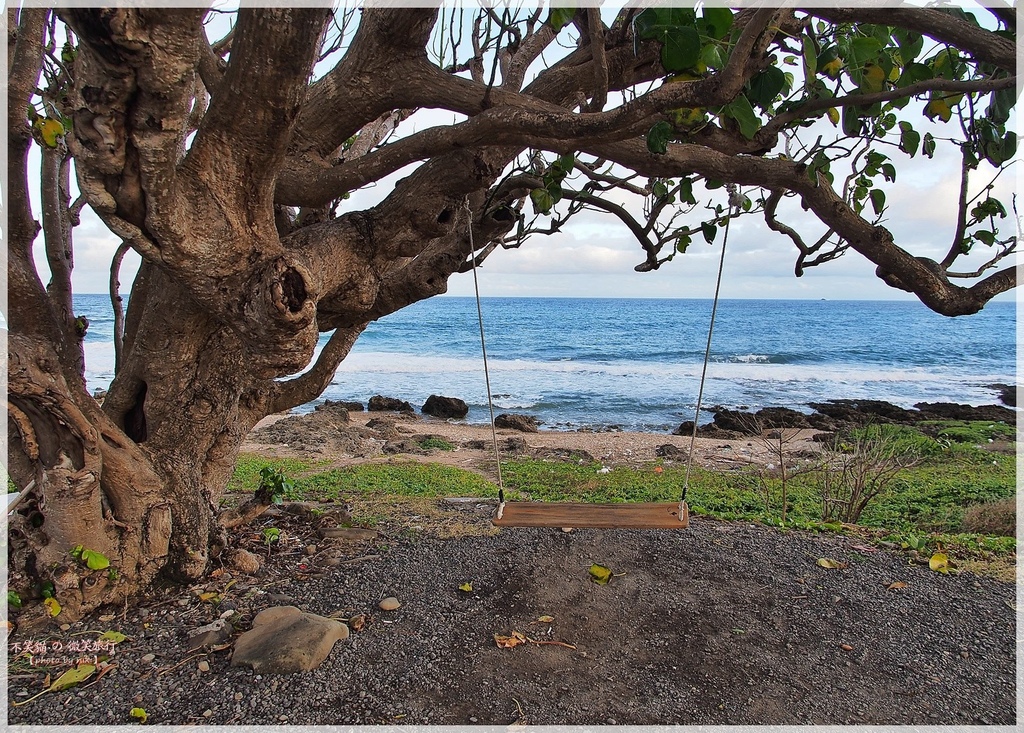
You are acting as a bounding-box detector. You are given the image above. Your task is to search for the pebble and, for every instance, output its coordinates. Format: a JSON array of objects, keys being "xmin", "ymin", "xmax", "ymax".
[
  {"xmin": 379, "ymin": 597, "xmax": 401, "ymax": 611},
  {"xmin": 141, "ymin": 653, "xmax": 156, "ymax": 664},
  {"xmin": 198, "ymin": 660, "xmax": 210, "ymax": 672},
  {"xmin": 234, "ymin": 692, "xmax": 244, "ymax": 701},
  {"xmin": 60, "ymin": 624, "xmax": 71, "ymax": 631},
  {"xmin": 306, "ymin": 545, "xmax": 317, "ymax": 555},
  {"xmin": 203, "ymin": 709, "xmax": 213, "ymax": 718}
]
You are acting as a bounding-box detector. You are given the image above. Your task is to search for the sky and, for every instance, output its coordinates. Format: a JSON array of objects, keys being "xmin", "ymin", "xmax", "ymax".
[{"xmin": 25, "ymin": 1, "xmax": 1020, "ymax": 304}]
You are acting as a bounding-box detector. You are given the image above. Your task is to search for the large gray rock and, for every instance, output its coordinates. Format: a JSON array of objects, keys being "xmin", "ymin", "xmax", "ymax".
[{"xmin": 231, "ymin": 606, "xmax": 349, "ymax": 674}]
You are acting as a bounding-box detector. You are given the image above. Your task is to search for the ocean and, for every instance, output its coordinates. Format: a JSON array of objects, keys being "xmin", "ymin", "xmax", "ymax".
[{"xmin": 74, "ymin": 295, "xmax": 1015, "ymax": 433}]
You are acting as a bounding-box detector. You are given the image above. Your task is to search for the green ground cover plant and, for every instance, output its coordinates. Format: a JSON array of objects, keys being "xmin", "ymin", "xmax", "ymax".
[{"xmin": 228, "ymin": 421, "xmax": 1015, "ymax": 565}]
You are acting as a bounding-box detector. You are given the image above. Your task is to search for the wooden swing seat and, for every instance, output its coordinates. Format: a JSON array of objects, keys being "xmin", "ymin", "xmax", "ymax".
[{"xmin": 492, "ymin": 501, "xmax": 688, "ymax": 529}]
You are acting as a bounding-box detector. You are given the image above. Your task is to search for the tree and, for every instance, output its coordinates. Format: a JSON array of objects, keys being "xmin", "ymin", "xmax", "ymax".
[{"xmin": 6, "ymin": 5, "xmax": 1017, "ymax": 621}]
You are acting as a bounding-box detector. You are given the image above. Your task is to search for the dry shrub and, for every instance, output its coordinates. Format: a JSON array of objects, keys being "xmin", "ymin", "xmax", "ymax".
[{"xmin": 960, "ymin": 498, "xmax": 1017, "ymax": 537}]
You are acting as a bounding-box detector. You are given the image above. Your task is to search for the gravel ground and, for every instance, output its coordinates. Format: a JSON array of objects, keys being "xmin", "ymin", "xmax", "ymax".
[{"xmin": 7, "ymin": 512, "xmax": 1017, "ymax": 725}]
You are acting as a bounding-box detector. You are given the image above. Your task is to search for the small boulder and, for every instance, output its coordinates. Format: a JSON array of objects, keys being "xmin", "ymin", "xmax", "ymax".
[
  {"xmin": 368, "ymin": 395, "xmax": 414, "ymax": 412},
  {"xmin": 229, "ymin": 549, "xmax": 262, "ymax": 575},
  {"xmin": 378, "ymin": 597, "xmax": 401, "ymax": 611},
  {"xmin": 494, "ymin": 413, "xmax": 539, "ymax": 433},
  {"xmin": 422, "ymin": 395, "xmax": 469, "ymax": 419},
  {"xmin": 231, "ymin": 606, "xmax": 349, "ymax": 674},
  {"xmin": 655, "ymin": 444, "xmax": 687, "ymax": 459}
]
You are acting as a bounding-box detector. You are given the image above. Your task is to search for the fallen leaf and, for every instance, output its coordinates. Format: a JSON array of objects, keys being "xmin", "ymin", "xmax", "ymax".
[
  {"xmin": 349, "ymin": 613, "xmax": 366, "ymax": 632},
  {"xmin": 43, "ymin": 597, "xmax": 61, "ymax": 617},
  {"xmin": 197, "ymin": 592, "xmax": 219, "ymax": 602},
  {"xmin": 537, "ymin": 615, "xmax": 555, "ymax": 623},
  {"xmin": 816, "ymin": 558, "xmax": 848, "ymax": 570},
  {"xmin": 850, "ymin": 544, "xmax": 878, "ymax": 553},
  {"xmin": 840, "ymin": 643, "xmax": 854, "ymax": 651},
  {"xmin": 98, "ymin": 630, "xmax": 128, "ymax": 643},
  {"xmin": 928, "ymin": 553, "xmax": 951, "ymax": 573},
  {"xmin": 130, "ymin": 706, "xmax": 148, "ymax": 724},
  {"xmin": 50, "ymin": 663, "xmax": 96, "ymax": 692},
  {"xmin": 653, "ymin": 466, "xmax": 664, "ymax": 474},
  {"xmin": 589, "ymin": 564, "xmax": 612, "ymax": 584},
  {"xmin": 494, "ymin": 631, "xmax": 528, "ymax": 649},
  {"xmin": 886, "ymin": 581, "xmax": 908, "ymax": 591},
  {"xmin": 458, "ymin": 582, "xmax": 473, "ymax": 592}
]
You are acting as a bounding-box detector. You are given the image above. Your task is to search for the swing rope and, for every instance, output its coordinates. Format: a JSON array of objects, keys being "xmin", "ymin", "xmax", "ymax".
[
  {"xmin": 680, "ymin": 184, "xmax": 743, "ymax": 515},
  {"xmin": 465, "ymin": 200, "xmax": 507, "ymax": 513},
  {"xmin": 466, "ymin": 184, "xmax": 741, "ymax": 528}
]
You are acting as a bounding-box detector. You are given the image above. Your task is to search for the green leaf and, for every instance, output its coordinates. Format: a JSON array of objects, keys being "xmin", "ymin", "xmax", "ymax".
[
  {"xmin": 43, "ymin": 597, "xmax": 62, "ymax": 617},
  {"xmin": 893, "ymin": 28, "xmax": 923, "ymax": 64},
  {"xmin": 700, "ymin": 43, "xmax": 724, "ymax": 70},
  {"xmin": 458, "ymin": 582, "xmax": 473, "ymax": 592},
  {"xmin": 922, "ymin": 132, "xmax": 936, "ymax": 158},
  {"xmin": 723, "ymin": 94, "xmax": 759, "ymax": 139},
  {"xmin": 675, "ymin": 233, "xmax": 692, "ymax": 253},
  {"xmin": 747, "ymin": 67, "xmax": 787, "ymax": 110},
  {"xmin": 700, "ymin": 220, "xmax": 717, "ymax": 244},
  {"xmin": 130, "ymin": 707, "xmax": 149, "ymax": 724},
  {"xmin": 7, "ymin": 590, "xmax": 22, "ymax": 609},
  {"xmin": 702, "ymin": 7, "xmax": 733, "ymax": 40},
  {"xmin": 652, "ymin": 180, "xmax": 668, "ymax": 199},
  {"xmin": 678, "ymin": 178, "xmax": 696, "ymax": 205},
  {"xmin": 798, "ymin": 35, "xmax": 815, "ymax": 77},
  {"xmin": 897, "ymin": 62, "xmax": 933, "ymax": 87},
  {"xmin": 40, "ymin": 580, "xmax": 56, "ymax": 599},
  {"xmin": 987, "ymin": 86, "xmax": 1016, "ymax": 126},
  {"xmin": 530, "ymin": 188, "xmax": 555, "ymax": 215},
  {"xmin": 646, "ymin": 121, "xmax": 674, "ymax": 154},
  {"xmin": 849, "ymin": 37, "xmax": 883, "ymax": 66},
  {"xmin": 81, "ymin": 549, "xmax": 110, "ymax": 571},
  {"xmin": 98, "ymin": 630, "xmax": 128, "ymax": 643},
  {"xmin": 547, "ymin": 7, "xmax": 575, "ymax": 32},
  {"xmin": 869, "ymin": 189, "xmax": 886, "ymax": 217},
  {"xmin": 974, "ymin": 230, "xmax": 996, "ymax": 246},
  {"xmin": 898, "ymin": 122, "xmax": 921, "ymax": 157},
  {"xmin": 841, "ymin": 105, "xmax": 864, "ymax": 137},
  {"xmin": 589, "ymin": 564, "xmax": 612, "ymax": 585},
  {"xmin": 660, "ymin": 25, "xmax": 702, "ymax": 73},
  {"xmin": 634, "ymin": 7, "xmax": 697, "ymax": 41}
]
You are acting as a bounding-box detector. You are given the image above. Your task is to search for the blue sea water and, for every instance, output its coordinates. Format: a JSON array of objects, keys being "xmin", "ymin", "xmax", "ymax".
[{"xmin": 75, "ymin": 295, "xmax": 1016, "ymax": 433}]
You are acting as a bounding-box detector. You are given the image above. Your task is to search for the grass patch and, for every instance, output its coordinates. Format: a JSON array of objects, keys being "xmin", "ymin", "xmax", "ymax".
[
  {"xmin": 227, "ymin": 453, "xmax": 323, "ymax": 492},
  {"xmin": 227, "ymin": 424, "xmax": 1015, "ymax": 570},
  {"xmin": 915, "ymin": 419, "xmax": 1015, "ymax": 444},
  {"xmin": 419, "ymin": 436, "xmax": 455, "ymax": 451},
  {"xmin": 289, "ymin": 462, "xmax": 496, "ymax": 502}
]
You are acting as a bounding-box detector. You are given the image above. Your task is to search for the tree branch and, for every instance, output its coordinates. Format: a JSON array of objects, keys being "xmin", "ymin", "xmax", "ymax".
[
  {"xmin": 270, "ymin": 326, "xmax": 366, "ymax": 414},
  {"xmin": 110, "ymin": 242, "xmax": 132, "ymax": 374},
  {"xmin": 811, "ymin": 7, "xmax": 1016, "ymax": 71}
]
